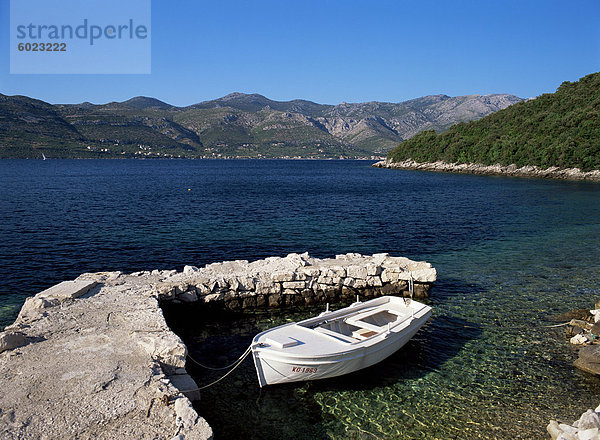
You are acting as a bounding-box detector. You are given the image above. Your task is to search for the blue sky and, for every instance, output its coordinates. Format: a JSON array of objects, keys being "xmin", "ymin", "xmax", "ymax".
[{"xmin": 1, "ymin": 0, "xmax": 598, "ymax": 106}]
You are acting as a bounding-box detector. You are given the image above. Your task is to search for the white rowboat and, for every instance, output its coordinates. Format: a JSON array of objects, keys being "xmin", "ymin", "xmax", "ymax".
[{"xmin": 251, "ymin": 295, "xmax": 432, "ymax": 387}]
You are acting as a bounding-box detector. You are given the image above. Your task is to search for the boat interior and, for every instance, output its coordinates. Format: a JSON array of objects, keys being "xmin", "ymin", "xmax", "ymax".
[{"xmin": 308, "ymin": 306, "xmax": 410, "ymax": 343}]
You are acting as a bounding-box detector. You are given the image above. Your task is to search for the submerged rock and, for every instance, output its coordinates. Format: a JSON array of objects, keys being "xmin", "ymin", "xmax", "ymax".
[{"xmin": 576, "ymin": 348, "xmax": 600, "ymax": 375}]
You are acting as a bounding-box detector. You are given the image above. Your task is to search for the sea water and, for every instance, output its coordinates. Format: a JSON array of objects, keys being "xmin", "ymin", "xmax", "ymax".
[{"xmin": 2, "ymin": 159, "xmax": 600, "ymax": 438}]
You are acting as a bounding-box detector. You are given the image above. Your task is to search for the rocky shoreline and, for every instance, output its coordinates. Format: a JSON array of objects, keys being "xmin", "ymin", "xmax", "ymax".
[
  {"xmin": 0, "ymin": 252, "xmax": 435, "ymax": 439},
  {"xmin": 548, "ymin": 406, "xmax": 600, "ymax": 440},
  {"xmin": 373, "ymin": 159, "xmax": 600, "ymax": 181}
]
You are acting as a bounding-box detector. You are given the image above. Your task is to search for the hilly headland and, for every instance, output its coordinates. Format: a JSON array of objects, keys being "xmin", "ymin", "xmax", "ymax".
[{"xmin": 380, "ymin": 72, "xmax": 600, "ymax": 178}]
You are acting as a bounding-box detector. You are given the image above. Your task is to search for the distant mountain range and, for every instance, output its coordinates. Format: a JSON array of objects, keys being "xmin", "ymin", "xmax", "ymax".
[{"xmin": 0, "ymin": 91, "xmax": 522, "ymax": 159}]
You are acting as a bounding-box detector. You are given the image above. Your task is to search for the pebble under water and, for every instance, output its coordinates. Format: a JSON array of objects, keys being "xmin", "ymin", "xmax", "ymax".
[{"xmin": 3, "ymin": 159, "xmax": 600, "ymax": 438}]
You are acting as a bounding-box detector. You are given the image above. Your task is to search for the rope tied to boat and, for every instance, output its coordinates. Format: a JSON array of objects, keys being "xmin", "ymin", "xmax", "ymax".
[
  {"xmin": 188, "ymin": 345, "xmax": 253, "ymax": 391},
  {"xmin": 186, "ymin": 344, "xmax": 252, "ymax": 370},
  {"xmin": 166, "ymin": 344, "xmax": 254, "ymax": 401}
]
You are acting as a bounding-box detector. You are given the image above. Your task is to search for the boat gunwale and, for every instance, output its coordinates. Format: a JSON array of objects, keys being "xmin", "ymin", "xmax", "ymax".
[
  {"xmin": 254, "ymin": 310, "xmax": 431, "ymax": 367},
  {"xmin": 252, "ymin": 299, "xmax": 432, "ymax": 360}
]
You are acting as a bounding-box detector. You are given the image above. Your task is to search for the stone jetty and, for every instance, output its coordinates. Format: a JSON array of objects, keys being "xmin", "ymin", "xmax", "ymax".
[
  {"xmin": 0, "ymin": 253, "xmax": 436, "ymax": 439},
  {"xmin": 155, "ymin": 252, "xmax": 436, "ymax": 309}
]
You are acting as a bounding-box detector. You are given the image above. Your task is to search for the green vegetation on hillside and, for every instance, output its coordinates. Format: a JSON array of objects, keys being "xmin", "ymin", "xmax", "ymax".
[{"xmin": 388, "ymin": 72, "xmax": 600, "ymax": 171}]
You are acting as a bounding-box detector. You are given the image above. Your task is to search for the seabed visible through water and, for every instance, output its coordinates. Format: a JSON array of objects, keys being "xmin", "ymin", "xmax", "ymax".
[
  {"xmin": 165, "ymin": 263, "xmax": 600, "ymax": 440},
  {"xmin": 3, "ymin": 160, "xmax": 600, "ymax": 439}
]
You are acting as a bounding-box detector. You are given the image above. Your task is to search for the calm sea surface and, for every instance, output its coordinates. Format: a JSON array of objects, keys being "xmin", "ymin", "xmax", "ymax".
[{"xmin": 2, "ymin": 159, "xmax": 600, "ymax": 439}]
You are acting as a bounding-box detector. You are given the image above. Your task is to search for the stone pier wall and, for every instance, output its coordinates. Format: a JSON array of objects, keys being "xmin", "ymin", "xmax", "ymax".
[
  {"xmin": 0, "ymin": 252, "xmax": 436, "ymax": 439},
  {"xmin": 152, "ymin": 252, "xmax": 437, "ymax": 311}
]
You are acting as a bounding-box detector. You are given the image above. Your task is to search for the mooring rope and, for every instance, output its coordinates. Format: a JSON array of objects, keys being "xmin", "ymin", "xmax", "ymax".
[
  {"xmin": 186, "ymin": 345, "xmax": 252, "ymax": 370},
  {"xmin": 541, "ymin": 322, "xmax": 572, "ymax": 328},
  {"xmin": 167, "ymin": 344, "xmax": 254, "ymax": 399},
  {"xmin": 190, "ymin": 347, "xmax": 252, "ymax": 391}
]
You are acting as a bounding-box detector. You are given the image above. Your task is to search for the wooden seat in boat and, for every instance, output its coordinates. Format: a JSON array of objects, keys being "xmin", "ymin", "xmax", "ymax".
[{"xmin": 352, "ymin": 328, "xmax": 378, "ymax": 340}]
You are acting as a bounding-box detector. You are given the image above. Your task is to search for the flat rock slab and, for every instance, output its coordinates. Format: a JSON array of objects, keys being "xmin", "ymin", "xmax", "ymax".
[
  {"xmin": 0, "ymin": 272, "xmax": 212, "ymax": 440},
  {"xmin": 38, "ymin": 279, "xmax": 98, "ymax": 300}
]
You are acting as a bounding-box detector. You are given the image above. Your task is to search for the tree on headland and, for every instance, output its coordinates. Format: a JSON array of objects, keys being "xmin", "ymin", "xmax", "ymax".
[{"xmin": 387, "ymin": 72, "xmax": 600, "ymax": 171}]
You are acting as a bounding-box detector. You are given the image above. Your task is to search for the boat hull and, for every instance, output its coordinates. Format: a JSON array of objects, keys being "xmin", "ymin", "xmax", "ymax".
[{"xmin": 252, "ymin": 307, "xmax": 430, "ymax": 387}]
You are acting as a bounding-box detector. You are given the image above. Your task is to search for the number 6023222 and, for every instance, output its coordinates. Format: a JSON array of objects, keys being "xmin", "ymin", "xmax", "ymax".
[{"xmin": 18, "ymin": 42, "xmax": 67, "ymax": 51}]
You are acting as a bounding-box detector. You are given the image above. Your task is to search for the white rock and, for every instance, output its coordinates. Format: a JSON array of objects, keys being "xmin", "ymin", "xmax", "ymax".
[
  {"xmin": 133, "ymin": 331, "xmax": 187, "ymax": 370},
  {"xmin": 301, "ymin": 267, "xmax": 320, "ymax": 277},
  {"xmin": 405, "ymin": 268, "xmax": 437, "ymax": 283},
  {"xmin": 347, "ymin": 266, "xmax": 367, "ymax": 279},
  {"xmin": 578, "ymin": 410, "xmax": 600, "ymax": 430},
  {"xmin": 183, "ymin": 265, "xmax": 199, "ymax": 275},
  {"xmin": 343, "ymin": 278, "xmax": 355, "ymax": 287},
  {"xmin": 353, "ymin": 279, "xmax": 367, "ymax": 289},
  {"xmin": 325, "ymin": 267, "xmax": 346, "ymax": 278},
  {"xmin": 174, "ymin": 397, "xmax": 199, "ymax": 429},
  {"xmin": 367, "ymin": 276, "xmax": 383, "ymax": 287},
  {"xmin": 16, "ymin": 279, "xmax": 99, "ymax": 323},
  {"xmin": 548, "ymin": 420, "xmax": 563, "ymax": 439},
  {"xmin": 168, "ymin": 373, "xmax": 200, "ymax": 401},
  {"xmin": 202, "ymin": 293, "xmax": 223, "ymax": 303},
  {"xmin": 238, "ymin": 276, "xmax": 256, "ymax": 290},
  {"xmin": 578, "ymin": 427, "xmax": 599, "ymax": 440},
  {"xmin": 317, "ymin": 276, "xmax": 333, "ymax": 285},
  {"xmin": 284, "ymin": 253, "xmax": 308, "ymax": 267},
  {"xmin": 271, "ymin": 271, "xmax": 295, "ymax": 282},
  {"xmin": 228, "ymin": 278, "xmax": 240, "ymax": 291},
  {"xmin": 560, "ymin": 423, "xmax": 579, "ymax": 436},
  {"xmin": 255, "ymin": 281, "xmax": 280, "ymax": 295},
  {"xmin": 282, "ymin": 281, "xmax": 306, "ymax": 289},
  {"xmin": 381, "ymin": 269, "xmax": 400, "ymax": 283},
  {"xmin": 293, "ymin": 272, "xmax": 307, "ymax": 281},
  {"xmin": 372, "ymin": 253, "xmax": 389, "ymax": 265},
  {"xmin": 571, "ymin": 334, "xmax": 589, "ymax": 345},
  {"xmin": 196, "ymin": 284, "xmax": 212, "ymax": 295},
  {"xmin": 366, "ymin": 265, "xmax": 382, "ymax": 276}
]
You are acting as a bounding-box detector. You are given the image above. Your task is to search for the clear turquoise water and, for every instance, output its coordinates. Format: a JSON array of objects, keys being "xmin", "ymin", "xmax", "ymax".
[{"xmin": 2, "ymin": 159, "xmax": 600, "ymax": 438}]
